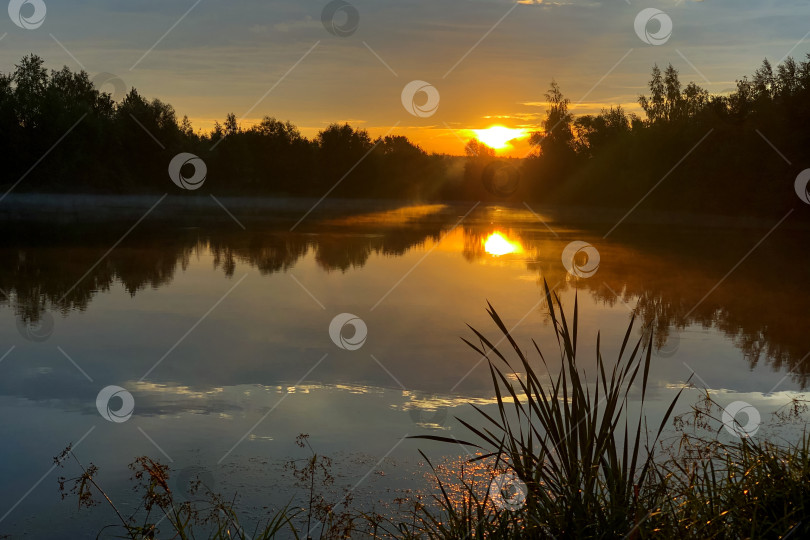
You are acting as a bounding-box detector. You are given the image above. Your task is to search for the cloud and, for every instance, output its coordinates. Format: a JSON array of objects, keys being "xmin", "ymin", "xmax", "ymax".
[{"xmin": 0, "ymin": 0, "xmax": 808, "ymax": 154}]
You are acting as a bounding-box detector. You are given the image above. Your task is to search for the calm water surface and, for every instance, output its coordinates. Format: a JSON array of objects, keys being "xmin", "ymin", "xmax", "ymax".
[{"xmin": 1, "ymin": 202, "xmax": 807, "ymax": 537}]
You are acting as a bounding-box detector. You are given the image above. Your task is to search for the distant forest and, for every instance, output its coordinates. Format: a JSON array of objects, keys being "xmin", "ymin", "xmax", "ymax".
[{"xmin": 1, "ymin": 54, "xmax": 809, "ymax": 216}]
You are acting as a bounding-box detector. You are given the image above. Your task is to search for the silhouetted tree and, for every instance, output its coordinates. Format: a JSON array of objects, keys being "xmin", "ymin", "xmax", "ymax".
[
  {"xmin": 2, "ymin": 54, "xmax": 810, "ymax": 219},
  {"xmin": 525, "ymin": 80, "xmax": 577, "ymax": 196}
]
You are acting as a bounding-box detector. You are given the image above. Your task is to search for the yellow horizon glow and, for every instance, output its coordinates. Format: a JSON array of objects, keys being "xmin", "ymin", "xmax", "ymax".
[{"xmin": 472, "ymin": 126, "xmax": 528, "ymax": 150}]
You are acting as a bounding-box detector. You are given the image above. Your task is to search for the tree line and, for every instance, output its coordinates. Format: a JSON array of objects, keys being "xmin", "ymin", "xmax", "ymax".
[
  {"xmin": 1, "ymin": 54, "xmax": 809, "ymax": 216},
  {"xmin": 0, "ymin": 55, "xmax": 454, "ymax": 199},
  {"xmin": 521, "ymin": 57, "xmax": 810, "ymax": 216}
]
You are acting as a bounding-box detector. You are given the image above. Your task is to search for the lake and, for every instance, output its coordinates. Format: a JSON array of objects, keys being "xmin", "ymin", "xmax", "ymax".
[{"xmin": 0, "ymin": 197, "xmax": 807, "ymax": 538}]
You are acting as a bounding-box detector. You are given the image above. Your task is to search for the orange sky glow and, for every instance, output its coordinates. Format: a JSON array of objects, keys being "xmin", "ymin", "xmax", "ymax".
[
  {"xmin": 187, "ymin": 100, "xmax": 643, "ymax": 157},
  {"xmin": 7, "ymin": 1, "xmax": 795, "ymax": 157}
]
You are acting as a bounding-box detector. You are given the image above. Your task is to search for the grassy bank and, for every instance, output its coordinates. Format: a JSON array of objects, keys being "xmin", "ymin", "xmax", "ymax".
[{"xmin": 55, "ymin": 281, "xmax": 810, "ymax": 538}]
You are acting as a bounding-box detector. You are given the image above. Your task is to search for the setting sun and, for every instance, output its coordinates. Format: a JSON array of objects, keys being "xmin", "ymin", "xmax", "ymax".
[
  {"xmin": 472, "ymin": 126, "xmax": 527, "ymax": 150},
  {"xmin": 483, "ymin": 232, "xmax": 523, "ymax": 256}
]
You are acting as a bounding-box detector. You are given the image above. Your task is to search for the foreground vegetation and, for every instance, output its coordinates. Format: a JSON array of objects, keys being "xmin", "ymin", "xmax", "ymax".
[
  {"xmin": 3, "ymin": 54, "xmax": 810, "ymax": 217},
  {"xmin": 56, "ymin": 282, "xmax": 810, "ymax": 538}
]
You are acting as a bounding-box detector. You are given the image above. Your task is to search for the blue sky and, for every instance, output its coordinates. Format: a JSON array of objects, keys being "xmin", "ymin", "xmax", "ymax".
[{"xmin": 2, "ymin": 0, "xmax": 809, "ymax": 153}]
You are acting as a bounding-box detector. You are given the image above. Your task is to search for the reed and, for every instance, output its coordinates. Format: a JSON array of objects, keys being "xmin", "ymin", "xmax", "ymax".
[{"xmin": 56, "ymin": 281, "xmax": 810, "ymax": 538}]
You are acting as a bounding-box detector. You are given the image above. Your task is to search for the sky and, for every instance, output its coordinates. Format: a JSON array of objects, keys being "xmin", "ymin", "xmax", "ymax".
[{"xmin": 2, "ymin": 0, "xmax": 809, "ymax": 155}]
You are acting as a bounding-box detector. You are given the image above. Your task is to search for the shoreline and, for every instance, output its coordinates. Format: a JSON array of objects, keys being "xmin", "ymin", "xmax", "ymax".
[{"xmin": 0, "ymin": 193, "xmax": 805, "ymax": 231}]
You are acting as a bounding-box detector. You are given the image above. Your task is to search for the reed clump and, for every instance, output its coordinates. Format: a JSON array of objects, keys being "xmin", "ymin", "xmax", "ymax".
[{"xmin": 57, "ymin": 280, "xmax": 810, "ymax": 538}]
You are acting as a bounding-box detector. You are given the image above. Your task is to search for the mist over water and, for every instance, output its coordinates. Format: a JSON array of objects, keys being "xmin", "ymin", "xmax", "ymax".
[{"xmin": 1, "ymin": 201, "xmax": 807, "ymax": 536}]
